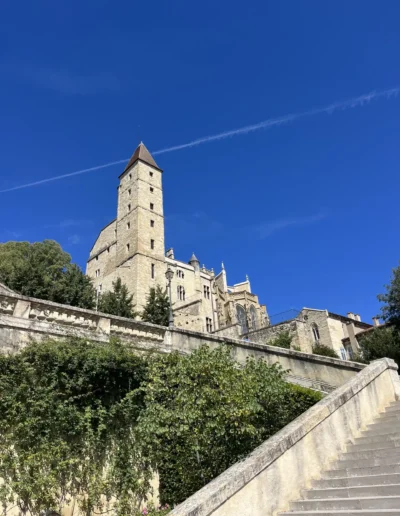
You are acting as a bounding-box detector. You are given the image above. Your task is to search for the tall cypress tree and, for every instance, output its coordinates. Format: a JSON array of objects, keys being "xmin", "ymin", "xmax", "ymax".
[
  {"xmin": 141, "ymin": 285, "xmax": 170, "ymax": 326},
  {"xmin": 98, "ymin": 278, "xmax": 136, "ymax": 319}
]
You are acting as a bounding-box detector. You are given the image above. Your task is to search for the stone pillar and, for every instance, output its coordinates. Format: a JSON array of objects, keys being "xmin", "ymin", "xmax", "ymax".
[{"xmin": 346, "ymin": 321, "xmax": 360, "ymax": 354}]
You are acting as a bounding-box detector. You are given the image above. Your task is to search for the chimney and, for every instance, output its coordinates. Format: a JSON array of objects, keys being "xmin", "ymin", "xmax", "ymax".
[
  {"xmin": 166, "ymin": 248, "xmax": 174, "ymax": 259},
  {"xmin": 355, "ymin": 314, "xmax": 361, "ymax": 322},
  {"xmin": 372, "ymin": 316, "xmax": 380, "ymax": 327},
  {"xmin": 347, "ymin": 312, "xmax": 355, "ymax": 320}
]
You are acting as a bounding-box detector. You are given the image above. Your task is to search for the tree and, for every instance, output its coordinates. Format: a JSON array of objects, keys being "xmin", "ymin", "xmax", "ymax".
[
  {"xmin": 312, "ymin": 343, "xmax": 339, "ymax": 359},
  {"xmin": 98, "ymin": 277, "xmax": 136, "ymax": 318},
  {"xmin": 141, "ymin": 286, "xmax": 170, "ymax": 326},
  {"xmin": 360, "ymin": 326, "xmax": 400, "ymax": 366},
  {"xmin": 138, "ymin": 345, "xmax": 321, "ymax": 504},
  {"xmin": 0, "ymin": 240, "xmax": 95, "ymax": 309},
  {"xmin": 0, "ymin": 338, "xmax": 150, "ymax": 516},
  {"xmin": 267, "ymin": 330, "xmax": 292, "ymax": 349},
  {"xmin": 378, "ymin": 262, "xmax": 400, "ymax": 328},
  {"xmin": 53, "ymin": 263, "xmax": 95, "ymax": 309}
]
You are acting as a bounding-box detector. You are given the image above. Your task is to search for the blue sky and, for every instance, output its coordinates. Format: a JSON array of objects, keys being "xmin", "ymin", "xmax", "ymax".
[{"xmin": 1, "ymin": 1, "xmax": 400, "ymax": 324}]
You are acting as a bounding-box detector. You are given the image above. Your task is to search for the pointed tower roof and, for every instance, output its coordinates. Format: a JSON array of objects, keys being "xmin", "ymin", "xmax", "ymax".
[
  {"xmin": 120, "ymin": 142, "xmax": 162, "ymax": 177},
  {"xmin": 189, "ymin": 252, "xmax": 199, "ymax": 264}
]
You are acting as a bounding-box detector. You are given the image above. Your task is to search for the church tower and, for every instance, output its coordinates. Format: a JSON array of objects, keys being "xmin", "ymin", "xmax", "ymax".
[{"xmin": 116, "ymin": 142, "xmax": 165, "ymax": 311}]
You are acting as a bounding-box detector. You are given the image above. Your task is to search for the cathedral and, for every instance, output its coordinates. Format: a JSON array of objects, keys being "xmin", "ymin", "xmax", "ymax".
[{"xmin": 87, "ymin": 143, "xmax": 269, "ymax": 334}]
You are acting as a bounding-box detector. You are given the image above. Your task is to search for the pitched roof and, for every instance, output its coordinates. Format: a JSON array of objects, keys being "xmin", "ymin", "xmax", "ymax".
[{"xmin": 120, "ymin": 142, "xmax": 161, "ymax": 176}]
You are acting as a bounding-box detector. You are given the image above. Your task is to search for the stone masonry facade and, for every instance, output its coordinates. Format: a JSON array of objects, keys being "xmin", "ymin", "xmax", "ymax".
[{"xmin": 87, "ymin": 143, "xmax": 269, "ymax": 334}]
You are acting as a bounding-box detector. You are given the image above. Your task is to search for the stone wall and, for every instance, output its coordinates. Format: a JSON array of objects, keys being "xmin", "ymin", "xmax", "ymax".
[
  {"xmin": 168, "ymin": 358, "xmax": 400, "ymax": 516},
  {"xmin": 246, "ymin": 319, "xmax": 313, "ymax": 352},
  {"xmin": 0, "ymin": 291, "xmax": 364, "ymax": 392}
]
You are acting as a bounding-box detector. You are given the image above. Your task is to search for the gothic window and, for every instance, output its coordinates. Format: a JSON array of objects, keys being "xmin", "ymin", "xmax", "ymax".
[
  {"xmin": 151, "ymin": 239, "xmax": 155, "ymax": 250},
  {"xmin": 206, "ymin": 317, "xmax": 212, "ymax": 332},
  {"xmin": 150, "ymin": 203, "xmax": 154, "ymax": 210},
  {"xmin": 177, "ymin": 285, "xmax": 185, "ymax": 301},
  {"xmin": 312, "ymin": 323, "xmax": 320, "ymax": 342},
  {"xmin": 207, "ymin": 286, "xmax": 210, "ymax": 299},
  {"xmin": 250, "ymin": 305, "xmax": 257, "ymax": 331},
  {"xmin": 150, "ymin": 220, "xmax": 154, "ymax": 227},
  {"xmin": 151, "ymin": 264, "xmax": 155, "ymax": 279},
  {"xmin": 236, "ymin": 304, "xmax": 248, "ymax": 334}
]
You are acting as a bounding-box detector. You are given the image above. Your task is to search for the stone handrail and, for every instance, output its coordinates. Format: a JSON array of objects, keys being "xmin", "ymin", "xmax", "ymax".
[
  {"xmin": 169, "ymin": 358, "xmax": 400, "ymax": 516},
  {"xmin": 0, "ymin": 291, "xmax": 166, "ymax": 351}
]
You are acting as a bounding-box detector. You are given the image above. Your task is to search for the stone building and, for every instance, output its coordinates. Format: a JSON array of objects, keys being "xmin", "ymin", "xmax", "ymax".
[
  {"xmin": 87, "ymin": 142, "xmax": 268, "ymax": 333},
  {"xmin": 245, "ymin": 308, "xmax": 373, "ymax": 358}
]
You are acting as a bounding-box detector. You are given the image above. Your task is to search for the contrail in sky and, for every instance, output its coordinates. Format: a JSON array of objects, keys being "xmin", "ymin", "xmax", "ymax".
[{"xmin": 1, "ymin": 87, "xmax": 398, "ymax": 194}]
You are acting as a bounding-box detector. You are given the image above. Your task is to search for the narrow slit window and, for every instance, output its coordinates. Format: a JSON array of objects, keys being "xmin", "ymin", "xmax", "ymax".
[
  {"xmin": 151, "ymin": 263, "xmax": 155, "ymax": 279},
  {"xmin": 126, "ymin": 243, "xmax": 130, "ymax": 252},
  {"xmin": 151, "ymin": 239, "xmax": 155, "ymax": 250},
  {"xmin": 150, "ymin": 220, "xmax": 154, "ymax": 227},
  {"xmin": 150, "ymin": 203, "xmax": 154, "ymax": 210}
]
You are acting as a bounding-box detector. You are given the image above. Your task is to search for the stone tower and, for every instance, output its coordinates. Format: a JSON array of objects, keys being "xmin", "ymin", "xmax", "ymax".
[{"xmin": 115, "ymin": 142, "xmax": 165, "ymax": 310}]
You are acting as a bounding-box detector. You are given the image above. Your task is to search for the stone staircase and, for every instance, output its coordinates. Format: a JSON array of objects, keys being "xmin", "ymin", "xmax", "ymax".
[{"xmin": 280, "ymin": 400, "xmax": 400, "ymax": 516}]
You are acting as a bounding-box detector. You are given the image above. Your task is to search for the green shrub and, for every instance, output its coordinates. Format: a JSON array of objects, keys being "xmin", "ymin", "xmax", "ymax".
[
  {"xmin": 312, "ymin": 343, "xmax": 339, "ymax": 359},
  {"xmin": 0, "ymin": 340, "xmax": 323, "ymax": 512},
  {"xmin": 267, "ymin": 330, "xmax": 292, "ymax": 349},
  {"xmin": 138, "ymin": 345, "xmax": 322, "ymax": 505}
]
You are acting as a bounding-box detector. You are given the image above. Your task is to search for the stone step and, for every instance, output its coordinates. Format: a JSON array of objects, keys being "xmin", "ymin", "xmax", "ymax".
[
  {"xmin": 368, "ymin": 415, "xmax": 400, "ymax": 425},
  {"xmin": 340, "ymin": 449, "xmax": 400, "ymax": 462},
  {"xmin": 358, "ymin": 432, "xmax": 400, "ymax": 443},
  {"xmin": 363, "ymin": 425, "xmax": 400, "ymax": 436},
  {"xmin": 303, "ymin": 485, "xmax": 400, "ymax": 500},
  {"xmin": 334, "ymin": 455, "xmax": 400, "ymax": 470},
  {"xmin": 349, "ymin": 440, "xmax": 400, "ymax": 452},
  {"xmin": 384, "ymin": 405, "xmax": 400, "ymax": 413},
  {"xmin": 290, "ymin": 496, "xmax": 400, "ymax": 511},
  {"xmin": 281, "ymin": 511, "xmax": 400, "ymax": 516},
  {"xmin": 313, "ymin": 474, "xmax": 400, "ymax": 489},
  {"xmin": 323, "ymin": 464, "xmax": 400, "ymax": 479}
]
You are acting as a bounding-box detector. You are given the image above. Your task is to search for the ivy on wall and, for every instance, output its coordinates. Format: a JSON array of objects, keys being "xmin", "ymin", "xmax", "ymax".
[{"xmin": 0, "ymin": 339, "xmax": 322, "ymax": 514}]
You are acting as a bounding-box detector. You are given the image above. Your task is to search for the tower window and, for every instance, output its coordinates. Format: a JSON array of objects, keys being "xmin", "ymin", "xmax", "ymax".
[
  {"xmin": 129, "ymin": 173, "xmax": 132, "ymax": 180},
  {"xmin": 149, "ymin": 171, "xmax": 153, "ymax": 177},
  {"xmin": 151, "ymin": 263, "xmax": 155, "ymax": 279},
  {"xmin": 128, "ymin": 188, "xmax": 131, "ymax": 196},
  {"xmin": 150, "ymin": 203, "xmax": 154, "ymax": 210},
  {"xmin": 150, "ymin": 187, "xmax": 154, "ymax": 193},
  {"xmin": 206, "ymin": 317, "xmax": 212, "ymax": 332},
  {"xmin": 96, "ymin": 256, "xmax": 98, "ymax": 261},
  {"xmin": 312, "ymin": 324, "xmax": 320, "ymax": 342},
  {"xmin": 150, "ymin": 220, "xmax": 154, "ymax": 227},
  {"xmin": 127, "ymin": 221, "xmax": 130, "ymax": 229},
  {"xmin": 114, "ymin": 229, "xmax": 117, "ymax": 238},
  {"xmin": 126, "ymin": 243, "xmax": 130, "ymax": 253},
  {"xmin": 151, "ymin": 239, "xmax": 155, "ymax": 250},
  {"xmin": 128, "ymin": 204, "xmax": 131, "ymax": 212},
  {"xmin": 203, "ymin": 286, "xmax": 210, "ymax": 299}
]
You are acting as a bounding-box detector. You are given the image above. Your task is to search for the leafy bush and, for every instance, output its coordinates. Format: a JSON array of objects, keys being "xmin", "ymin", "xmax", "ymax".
[
  {"xmin": 138, "ymin": 345, "xmax": 321, "ymax": 504},
  {"xmin": 0, "ymin": 340, "xmax": 323, "ymax": 512},
  {"xmin": 312, "ymin": 343, "xmax": 339, "ymax": 359},
  {"xmin": 0, "ymin": 338, "xmax": 149, "ymax": 516},
  {"xmin": 267, "ymin": 330, "xmax": 292, "ymax": 349}
]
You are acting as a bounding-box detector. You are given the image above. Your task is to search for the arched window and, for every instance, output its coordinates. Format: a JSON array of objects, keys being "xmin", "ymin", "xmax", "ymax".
[
  {"xmin": 236, "ymin": 304, "xmax": 248, "ymax": 334},
  {"xmin": 250, "ymin": 305, "xmax": 257, "ymax": 330},
  {"xmin": 177, "ymin": 285, "xmax": 185, "ymax": 301},
  {"xmin": 312, "ymin": 323, "xmax": 320, "ymax": 342}
]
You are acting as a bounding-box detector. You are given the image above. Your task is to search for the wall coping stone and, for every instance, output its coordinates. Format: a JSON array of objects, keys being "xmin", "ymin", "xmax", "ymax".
[
  {"xmin": 169, "ymin": 358, "xmax": 398, "ymax": 516},
  {"xmin": 168, "ymin": 327, "xmax": 365, "ymax": 372},
  {"xmin": 0, "ymin": 291, "xmax": 167, "ymax": 333}
]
